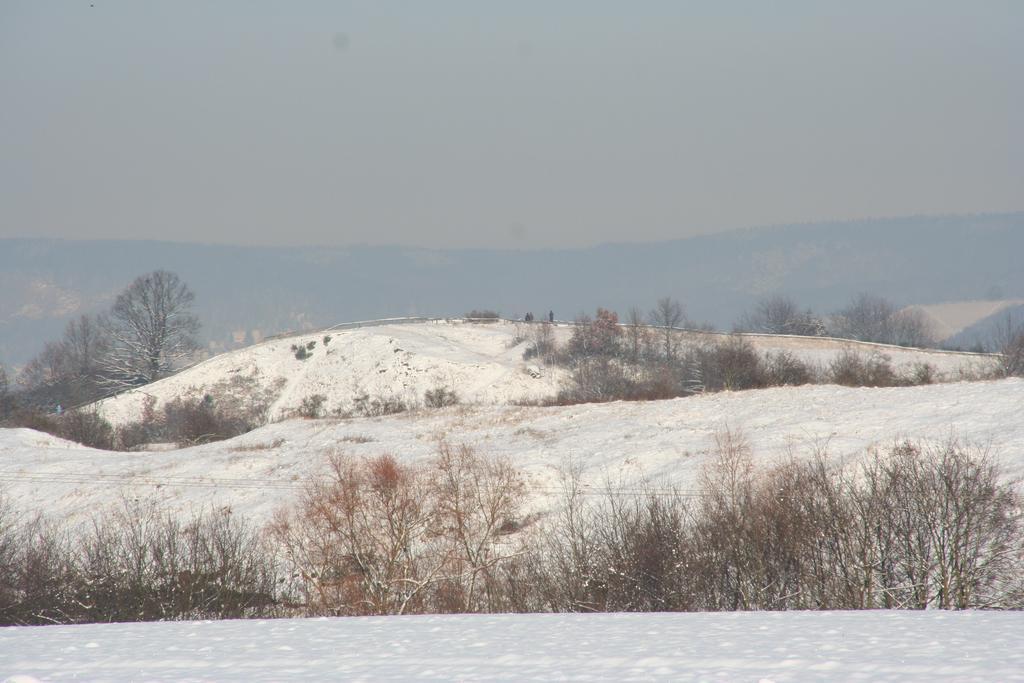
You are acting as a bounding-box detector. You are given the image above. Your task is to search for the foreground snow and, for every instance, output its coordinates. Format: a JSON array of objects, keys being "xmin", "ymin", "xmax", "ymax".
[
  {"xmin": 2, "ymin": 378, "xmax": 1023, "ymax": 526},
  {"xmin": 2, "ymin": 611, "xmax": 1023, "ymax": 681}
]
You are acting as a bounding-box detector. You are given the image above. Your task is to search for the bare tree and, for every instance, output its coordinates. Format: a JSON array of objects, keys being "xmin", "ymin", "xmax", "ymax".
[
  {"xmin": 63, "ymin": 315, "xmax": 110, "ymax": 383},
  {"xmin": 991, "ymin": 311, "xmax": 1024, "ymax": 377},
  {"xmin": 737, "ymin": 295, "xmax": 824, "ymax": 336},
  {"xmin": 16, "ymin": 315, "xmax": 112, "ymax": 409},
  {"xmin": 100, "ymin": 271, "xmax": 200, "ymax": 388},
  {"xmin": 625, "ymin": 307, "xmax": 650, "ymax": 362},
  {"xmin": 889, "ymin": 308, "xmax": 936, "ymax": 348},
  {"xmin": 831, "ymin": 293, "xmax": 934, "ymax": 347},
  {"xmin": 0, "ymin": 365, "xmax": 12, "ymax": 420},
  {"xmin": 648, "ymin": 297, "xmax": 685, "ymax": 359},
  {"xmin": 432, "ymin": 443, "xmax": 525, "ymax": 612},
  {"xmin": 831, "ymin": 293, "xmax": 895, "ymax": 343}
]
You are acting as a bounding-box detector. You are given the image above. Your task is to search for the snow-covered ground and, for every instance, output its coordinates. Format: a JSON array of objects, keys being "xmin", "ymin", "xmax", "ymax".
[
  {"xmin": 3, "ymin": 378, "xmax": 1022, "ymax": 527},
  {"xmin": 90, "ymin": 319, "xmax": 999, "ymax": 427},
  {"xmin": 3, "ymin": 611, "xmax": 1023, "ymax": 681}
]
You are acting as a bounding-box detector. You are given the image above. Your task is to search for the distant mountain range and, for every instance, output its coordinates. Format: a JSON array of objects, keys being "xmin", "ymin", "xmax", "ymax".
[{"xmin": 2, "ymin": 212, "xmax": 1023, "ymax": 367}]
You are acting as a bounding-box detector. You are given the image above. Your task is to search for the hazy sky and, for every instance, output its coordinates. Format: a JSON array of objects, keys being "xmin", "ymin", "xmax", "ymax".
[{"xmin": 1, "ymin": 2, "xmax": 1021, "ymax": 249}]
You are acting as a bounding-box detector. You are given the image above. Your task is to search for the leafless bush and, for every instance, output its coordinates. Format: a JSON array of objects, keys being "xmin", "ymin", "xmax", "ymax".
[
  {"xmin": 270, "ymin": 444, "xmax": 527, "ymax": 616},
  {"xmin": 906, "ymin": 362, "xmax": 937, "ymax": 385},
  {"xmin": 649, "ymin": 297, "xmax": 686, "ymax": 359},
  {"xmin": 828, "ymin": 349, "xmax": 899, "ymax": 387},
  {"xmin": 567, "ymin": 309, "xmax": 622, "ymax": 359},
  {"xmin": 297, "ymin": 393, "xmax": 327, "ymax": 418},
  {"xmin": 530, "ymin": 433, "xmax": 1024, "ymax": 613},
  {"xmin": 852, "ymin": 442, "xmax": 1023, "ymax": 609},
  {"xmin": 554, "ymin": 357, "xmax": 634, "ymax": 405},
  {"xmin": 270, "ymin": 452, "xmax": 443, "ymax": 616},
  {"xmin": 1003, "ymin": 333, "xmax": 1024, "ymax": 378},
  {"xmin": 162, "ymin": 395, "xmax": 250, "ymax": 446},
  {"xmin": 431, "ymin": 442, "xmax": 527, "ymax": 612},
  {"xmin": 76, "ymin": 504, "xmax": 279, "ymax": 622},
  {"xmin": 0, "ymin": 503, "xmax": 280, "ymax": 626},
  {"xmin": 465, "ymin": 310, "xmax": 500, "ymax": 321},
  {"xmin": 348, "ymin": 392, "xmax": 409, "ymax": 417},
  {"xmin": 0, "ymin": 515, "xmax": 77, "ymax": 626},
  {"xmin": 522, "ymin": 322, "xmax": 557, "ymax": 363},
  {"xmin": 736, "ymin": 295, "xmax": 825, "ymax": 336},
  {"xmin": 830, "ymin": 293, "xmax": 935, "ymax": 347},
  {"xmin": 763, "ymin": 351, "xmax": 816, "ymax": 386},
  {"xmin": 1, "ymin": 407, "xmax": 116, "ymax": 450},
  {"xmin": 991, "ymin": 312, "xmax": 1024, "ymax": 377},
  {"xmin": 523, "ymin": 460, "xmax": 606, "ymax": 612},
  {"xmin": 701, "ymin": 336, "xmax": 767, "ymax": 391},
  {"xmin": 424, "ymin": 386, "xmax": 459, "ymax": 409},
  {"xmin": 58, "ymin": 409, "xmax": 116, "ymax": 450}
]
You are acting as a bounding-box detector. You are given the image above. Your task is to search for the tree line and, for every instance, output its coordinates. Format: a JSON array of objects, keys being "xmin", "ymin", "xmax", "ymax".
[
  {"xmin": 2, "ymin": 270, "xmax": 199, "ymax": 413},
  {"xmin": 3, "ymin": 435, "xmax": 1022, "ymax": 625}
]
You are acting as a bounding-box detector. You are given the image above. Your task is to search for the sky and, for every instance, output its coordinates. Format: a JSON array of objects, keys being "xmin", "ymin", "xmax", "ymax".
[{"xmin": 1, "ymin": 1, "xmax": 1021, "ymax": 249}]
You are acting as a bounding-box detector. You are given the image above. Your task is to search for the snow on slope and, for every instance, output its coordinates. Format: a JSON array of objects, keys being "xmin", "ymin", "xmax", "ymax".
[
  {"xmin": 908, "ymin": 298, "xmax": 1024, "ymax": 341},
  {"xmin": 3, "ymin": 611, "xmax": 1024, "ymax": 681},
  {"xmin": 91, "ymin": 319, "xmax": 998, "ymax": 427},
  {"xmin": 94, "ymin": 320, "xmax": 570, "ymax": 426},
  {"xmin": 3, "ymin": 378, "xmax": 1022, "ymax": 528}
]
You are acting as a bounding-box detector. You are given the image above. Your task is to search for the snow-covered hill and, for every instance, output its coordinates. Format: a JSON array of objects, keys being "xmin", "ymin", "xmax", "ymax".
[
  {"xmin": 93, "ymin": 319, "xmax": 570, "ymax": 426},
  {"xmin": 90, "ymin": 319, "xmax": 999, "ymax": 427},
  {"xmin": 4, "ymin": 378, "xmax": 1022, "ymax": 527}
]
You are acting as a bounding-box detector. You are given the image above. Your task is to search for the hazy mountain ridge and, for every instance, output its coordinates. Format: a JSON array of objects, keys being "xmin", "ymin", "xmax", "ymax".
[{"xmin": 2, "ymin": 213, "xmax": 1022, "ymax": 366}]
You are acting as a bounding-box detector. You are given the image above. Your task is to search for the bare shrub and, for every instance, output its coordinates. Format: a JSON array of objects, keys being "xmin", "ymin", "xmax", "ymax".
[
  {"xmin": 297, "ymin": 394, "xmax": 327, "ymax": 418},
  {"xmin": 828, "ymin": 349, "xmax": 898, "ymax": 387},
  {"xmin": 991, "ymin": 312, "xmax": 1024, "ymax": 377},
  {"xmin": 2, "ymin": 410, "xmax": 56, "ymax": 441},
  {"xmin": 271, "ymin": 444, "xmax": 527, "ymax": 616},
  {"xmin": 737, "ymin": 295, "xmax": 824, "ymax": 336},
  {"xmin": 0, "ymin": 502, "xmax": 280, "ymax": 626},
  {"xmin": 270, "ymin": 452, "xmax": 443, "ymax": 616},
  {"xmin": 0, "ymin": 365, "xmax": 14, "ymax": 421},
  {"xmin": 526, "ymin": 460, "xmax": 606, "ymax": 612},
  {"xmin": 528, "ymin": 432, "xmax": 1024, "ymax": 613},
  {"xmin": 830, "ymin": 293, "xmax": 935, "ymax": 347},
  {"xmin": 162, "ymin": 395, "xmax": 249, "ymax": 446},
  {"xmin": 0, "ymin": 513, "xmax": 78, "ymax": 626},
  {"xmin": 431, "ymin": 443, "xmax": 526, "ymax": 612},
  {"xmin": 854, "ymin": 442, "xmax": 1023, "ymax": 609},
  {"xmin": 567, "ymin": 309, "xmax": 622, "ymax": 359},
  {"xmin": 339, "ymin": 434, "xmax": 374, "ymax": 444},
  {"xmin": 522, "ymin": 322, "xmax": 557, "ymax": 363},
  {"xmin": 115, "ymin": 394, "xmax": 164, "ymax": 450},
  {"xmin": 1003, "ymin": 332, "xmax": 1024, "ymax": 378},
  {"xmin": 649, "ymin": 297, "xmax": 686, "ymax": 359},
  {"xmin": 424, "ymin": 386, "xmax": 459, "ymax": 409},
  {"xmin": 58, "ymin": 409, "xmax": 115, "ymax": 450},
  {"xmin": 596, "ymin": 490, "xmax": 693, "ymax": 612},
  {"xmin": 763, "ymin": 351, "xmax": 815, "ymax": 386},
  {"xmin": 76, "ymin": 505, "xmax": 279, "ymax": 622},
  {"xmin": 701, "ymin": 336, "xmax": 766, "ymax": 391},
  {"xmin": 906, "ymin": 362, "xmax": 937, "ymax": 385},
  {"xmin": 349, "ymin": 393, "xmax": 408, "ymax": 417},
  {"xmin": 465, "ymin": 310, "xmax": 500, "ymax": 321}
]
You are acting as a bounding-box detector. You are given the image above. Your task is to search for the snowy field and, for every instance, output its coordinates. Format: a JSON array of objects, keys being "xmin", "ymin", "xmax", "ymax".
[
  {"xmin": 3, "ymin": 611, "xmax": 1024, "ymax": 681},
  {"xmin": 90, "ymin": 319, "xmax": 999, "ymax": 427},
  {"xmin": 2, "ymin": 378, "xmax": 1022, "ymax": 527}
]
